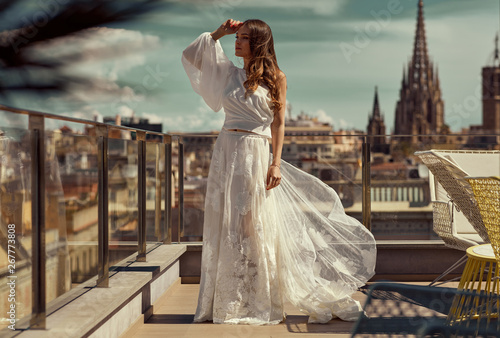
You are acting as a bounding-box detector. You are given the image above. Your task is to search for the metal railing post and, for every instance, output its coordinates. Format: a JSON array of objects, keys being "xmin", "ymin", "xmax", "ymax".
[
  {"xmin": 29, "ymin": 116, "xmax": 46, "ymax": 329},
  {"xmin": 362, "ymin": 138, "xmax": 372, "ymax": 231},
  {"xmin": 155, "ymin": 143, "xmax": 162, "ymax": 241},
  {"xmin": 137, "ymin": 131, "xmax": 147, "ymax": 261},
  {"xmin": 96, "ymin": 126, "xmax": 109, "ymax": 287},
  {"xmin": 164, "ymin": 135, "xmax": 172, "ymax": 244},
  {"xmin": 178, "ymin": 137, "xmax": 184, "ymax": 243}
]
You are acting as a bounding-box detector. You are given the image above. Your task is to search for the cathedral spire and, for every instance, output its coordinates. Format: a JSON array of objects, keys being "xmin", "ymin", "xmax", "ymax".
[
  {"xmin": 495, "ymin": 33, "xmax": 499, "ymax": 61},
  {"xmin": 402, "ymin": 65, "xmax": 406, "ymax": 86},
  {"xmin": 435, "ymin": 65, "xmax": 440, "ymax": 88},
  {"xmin": 367, "ymin": 86, "xmax": 387, "ymax": 152},
  {"xmin": 372, "ymin": 86, "xmax": 381, "ymax": 118},
  {"xmin": 411, "ymin": 0, "xmax": 430, "ymax": 86},
  {"xmin": 393, "ymin": 0, "xmax": 444, "ymax": 141}
]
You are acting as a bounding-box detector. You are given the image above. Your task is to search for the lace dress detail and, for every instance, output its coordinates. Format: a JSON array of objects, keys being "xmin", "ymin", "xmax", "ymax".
[
  {"xmin": 182, "ymin": 33, "xmax": 377, "ymax": 325},
  {"xmin": 194, "ymin": 131, "xmax": 283, "ymax": 325}
]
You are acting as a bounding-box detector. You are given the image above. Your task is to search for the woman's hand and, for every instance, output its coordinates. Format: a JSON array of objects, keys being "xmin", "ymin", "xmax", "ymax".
[
  {"xmin": 266, "ymin": 165, "xmax": 281, "ymax": 190},
  {"xmin": 211, "ymin": 19, "xmax": 243, "ymax": 40}
]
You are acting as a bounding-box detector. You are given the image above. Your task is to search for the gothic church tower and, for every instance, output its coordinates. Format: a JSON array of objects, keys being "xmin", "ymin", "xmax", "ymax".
[
  {"xmin": 482, "ymin": 34, "xmax": 500, "ymax": 134},
  {"xmin": 394, "ymin": 0, "xmax": 444, "ymax": 142},
  {"xmin": 367, "ymin": 86, "xmax": 388, "ymax": 153}
]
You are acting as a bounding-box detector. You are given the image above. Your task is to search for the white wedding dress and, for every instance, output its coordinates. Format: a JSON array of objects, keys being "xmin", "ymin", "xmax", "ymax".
[{"xmin": 182, "ymin": 32, "xmax": 377, "ymax": 325}]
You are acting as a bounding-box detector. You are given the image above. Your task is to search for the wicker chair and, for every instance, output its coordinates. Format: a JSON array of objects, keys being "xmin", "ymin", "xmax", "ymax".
[
  {"xmin": 415, "ymin": 150, "xmax": 491, "ymax": 243},
  {"xmin": 432, "ymin": 200, "xmax": 481, "ymax": 251},
  {"xmin": 428, "ymin": 201, "xmax": 472, "ymax": 286},
  {"xmin": 466, "ymin": 176, "xmax": 500, "ymax": 263},
  {"xmin": 416, "ymin": 150, "xmax": 494, "ymax": 286}
]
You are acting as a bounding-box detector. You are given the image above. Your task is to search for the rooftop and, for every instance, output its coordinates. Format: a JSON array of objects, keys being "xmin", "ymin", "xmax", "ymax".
[
  {"xmin": 123, "ymin": 282, "xmax": 358, "ymax": 338},
  {"xmin": 122, "ymin": 280, "xmax": 460, "ymax": 338}
]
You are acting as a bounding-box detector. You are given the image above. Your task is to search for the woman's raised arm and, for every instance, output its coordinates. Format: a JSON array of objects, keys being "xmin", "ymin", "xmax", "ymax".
[{"xmin": 211, "ymin": 19, "xmax": 243, "ymax": 41}]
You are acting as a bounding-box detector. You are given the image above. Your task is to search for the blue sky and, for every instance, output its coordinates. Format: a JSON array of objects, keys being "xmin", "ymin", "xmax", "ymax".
[{"xmin": 5, "ymin": 0, "xmax": 500, "ymax": 133}]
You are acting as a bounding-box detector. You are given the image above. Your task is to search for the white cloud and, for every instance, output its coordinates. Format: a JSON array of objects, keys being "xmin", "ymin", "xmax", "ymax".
[
  {"xmin": 177, "ymin": 0, "xmax": 347, "ymax": 16},
  {"xmin": 313, "ymin": 109, "xmax": 334, "ymax": 125},
  {"xmin": 49, "ymin": 106, "xmax": 103, "ymax": 129},
  {"xmin": 119, "ymin": 106, "xmax": 135, "ymax": 118},
  {"xmin": 141, "ymin": 112, "xmax": 163, "ymax": 124},
  {"xmin": 338, "ymin": 119, "xmax": 351, "ymax": 129},
  {"xmin": 330, "ymin": 117, "xmax": 352, "ymax": 130},
  {"xmin": 163, "ymin": 105, "xmax": 224, "ymax": 133},
  {"xmin": 29, "ymin": 27, "xmax": 160, "ymax": 106},
  {"xmin": 263, "ymin": 0, "xmax": 346, "ymax": 15},
  {"xmin": 33, "ymin": 27, "xmax": 160, "ymax": 64},
  {"xmin": 234, "ymin": 0, "xmax": 347, "ymax": 16}
]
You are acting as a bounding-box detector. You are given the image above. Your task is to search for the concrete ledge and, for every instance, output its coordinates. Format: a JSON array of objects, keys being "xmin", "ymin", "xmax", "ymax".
[
  {"xmin": 6, "ymin": 244, "xmax": 186, "ymax": 338},
  {"xmin": 376, "ymin": 239, "xmax": 449, "ymax": 249},
  {"xmin": 180, "ymin": 242, "xmax": 202, "ymax": 284},
  {"xmin": 374, "ymin": 240, "xmax": 465, "ymax": 281},
  {"xmin": 180, "ymin": 241, "xmax": 466, "ymax": 283}
]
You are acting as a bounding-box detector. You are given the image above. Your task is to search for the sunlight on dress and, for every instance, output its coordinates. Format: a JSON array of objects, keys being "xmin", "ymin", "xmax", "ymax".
[{"xmin": 182, "ymin": 32, "xmax": 377, "ymax": 325}]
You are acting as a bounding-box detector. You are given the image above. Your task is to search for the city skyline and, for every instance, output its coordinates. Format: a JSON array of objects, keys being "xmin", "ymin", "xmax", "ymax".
[{"xmin": 3, "ymin": 0, "xmax": 500, "ymax": 134}]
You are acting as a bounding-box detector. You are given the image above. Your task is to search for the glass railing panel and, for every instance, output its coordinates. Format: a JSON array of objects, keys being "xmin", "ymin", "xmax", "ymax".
[
  {"xmin": 108, "ymin": 138, "xmax": 139, "ymax": 266},
  {"xmin": 45, "ymin": 124, "xmax": 99, "ymax": 302},
  {"xmin": 175, "ymin": 132, "xmax": 500, "ymax": 243},
  {"xmin": 180, "ymin": 134, "xmax": 217, "ymax": 241},
  {"xmin": 284, "ymin": 135, "xmax": 364, "ymax": 218},
  {"xmin": 0, "ymin": 112, "xmax": 31, "ymax": 329},
  {"xmin": 172, "ymin": 137, "xmax": 179, "ymax": 241},
  {"xmin": 369, "ymin": 134, "xmax": 500, "ymax": 240},
  {"xmin": 176, "ymin": 133, "xmax": 366, "ymax": 241},
  {"xmin": 369, "ymin": 135, "xmax": 437, "ymax": 240},
  {"xmin": 146, "ymin": 141, "xmax": 164, "ymax": 243}
]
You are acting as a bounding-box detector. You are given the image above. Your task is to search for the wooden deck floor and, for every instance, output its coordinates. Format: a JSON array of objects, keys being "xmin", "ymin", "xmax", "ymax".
[{"xmin": 122, "ymin": 280, "xmax": 368, "ymax": 338}]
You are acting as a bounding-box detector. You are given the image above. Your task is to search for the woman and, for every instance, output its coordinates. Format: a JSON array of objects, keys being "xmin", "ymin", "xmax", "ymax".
[{"xmin": 182, "ymin": 19, "xmax": 376, "ymax": 325}]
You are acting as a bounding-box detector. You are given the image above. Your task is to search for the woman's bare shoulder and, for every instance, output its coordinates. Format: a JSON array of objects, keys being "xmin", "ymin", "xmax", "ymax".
[
  {"xmin": 276, "ymin": 70, "xmax": 287, "ymax": 87},
  {"xmin": 276, "ymin": 70, "xmax": 287, "ymax": 90},
  {"xmin": 277, "ymin": 69, "xmax": 286, "ymax": 81}
]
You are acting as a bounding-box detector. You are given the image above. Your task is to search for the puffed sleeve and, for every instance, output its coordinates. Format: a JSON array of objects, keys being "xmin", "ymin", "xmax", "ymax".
[{"xmin": 181, "ymin": 32, "xmax": 234, "ymax": 112}]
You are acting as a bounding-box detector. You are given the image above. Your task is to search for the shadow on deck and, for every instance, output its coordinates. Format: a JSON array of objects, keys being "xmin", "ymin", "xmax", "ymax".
[
  {"xmin": 121, "ymin": 281, "xmax": 361, "ymax": 338},
  {"xmin": 121, "ymin": 280, "xmax": 461, "ymax": 338}
]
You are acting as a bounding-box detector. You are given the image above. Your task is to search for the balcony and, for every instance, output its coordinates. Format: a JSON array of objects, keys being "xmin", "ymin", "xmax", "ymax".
[{"xmin": 0, "ymin": 104, "xmax": 499, "ymax": 337}]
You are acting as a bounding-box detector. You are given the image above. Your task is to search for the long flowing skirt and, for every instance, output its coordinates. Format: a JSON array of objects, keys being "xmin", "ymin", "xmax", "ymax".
[{"xmin": 193, "ymin": 129, "xmax": 377, "ymax": 325}]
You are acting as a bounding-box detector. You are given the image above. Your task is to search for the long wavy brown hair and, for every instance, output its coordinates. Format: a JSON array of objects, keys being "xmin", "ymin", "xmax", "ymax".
[{"xmin": 242, "ymin": 19, "xmax": 282, "ymax": 115}]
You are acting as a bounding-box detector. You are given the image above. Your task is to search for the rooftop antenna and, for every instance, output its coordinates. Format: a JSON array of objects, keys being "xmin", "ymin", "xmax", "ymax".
[
  {"xmin": 487, "ymin": 0, "xmax": 500, "ymax": 67},
  {"xmin": 494, "ymin": 0, "xmax": 500, "ymax": 66},
  {"xmin": 495, "ymin": 33, "xmax": 499, "ymax": 66},
  {"xmin": 496, "ymin": 0, "xmax": 500, "ymax": 66}
]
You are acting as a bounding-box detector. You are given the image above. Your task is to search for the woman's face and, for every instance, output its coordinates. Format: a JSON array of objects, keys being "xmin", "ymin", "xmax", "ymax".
[{"xmin": 235, "ymin": 24, "xmax": 252, "ymax": 59}]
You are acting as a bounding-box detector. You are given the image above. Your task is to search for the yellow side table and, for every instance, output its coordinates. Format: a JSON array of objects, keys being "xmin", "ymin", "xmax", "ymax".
[
  {"xmin": 458, "ymin": 244, "xmax": 499, "ymax": 294},
  {"xmin": 447, "ymin": 244, "xmax": 500, "ymax": 332}
]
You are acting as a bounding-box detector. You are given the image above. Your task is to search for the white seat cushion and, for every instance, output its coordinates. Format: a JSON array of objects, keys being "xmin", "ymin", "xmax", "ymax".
[
  {"xmin": 440, "ymin": 152, "xmax": 500, "ymax": 177},
  {"xmin": 455, "ymin": 212, "xmax": 477, "ymax": 235},
  {"xmin": 460, "ymin": 233, "xmax": 486, "ymax": 244}
]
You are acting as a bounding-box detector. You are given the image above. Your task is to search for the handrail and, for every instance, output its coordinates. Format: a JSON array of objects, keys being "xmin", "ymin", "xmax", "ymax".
[
  {"xmin": 3, "ymin": 103, "xmax": 500, "ymax": 138},
  {"xmin": 0, "ymin": 104, "xmax": 166, "ymax": 137}
]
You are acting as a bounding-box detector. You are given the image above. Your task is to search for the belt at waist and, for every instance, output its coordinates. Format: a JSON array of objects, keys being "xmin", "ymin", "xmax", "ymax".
[{"xmin": 222, "ymin": 127, "xmax": 256, "ymax": 134}]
